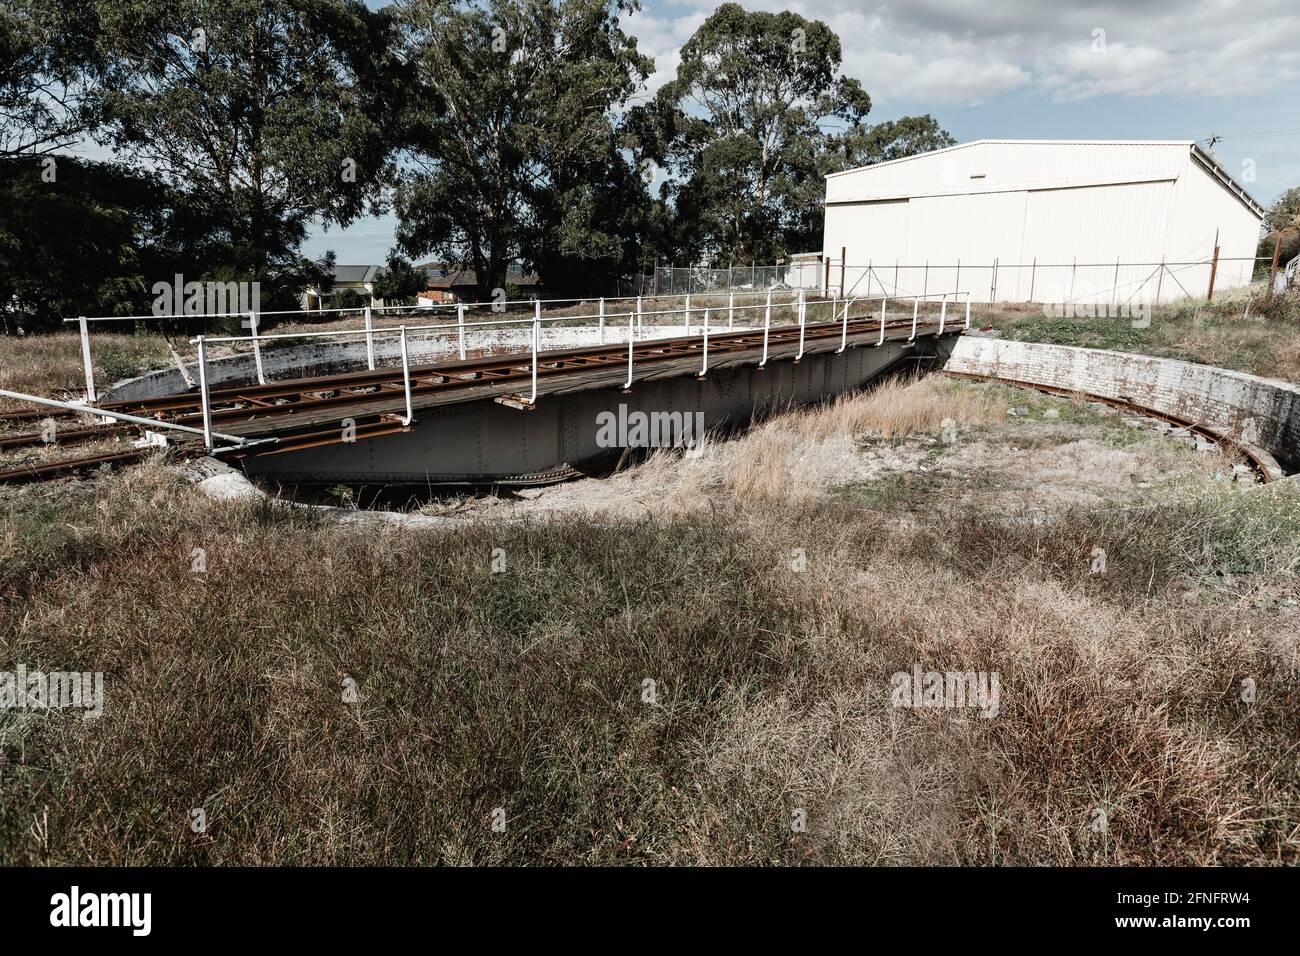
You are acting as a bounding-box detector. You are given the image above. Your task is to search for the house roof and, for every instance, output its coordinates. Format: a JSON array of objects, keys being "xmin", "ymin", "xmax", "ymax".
[
  {"xmin": 419, "ymin": 263, "xmax": 540, "ymax": 288},
  {"xmin": 331, "ymin": 264, "xmax": 382, "ymax": 284}
]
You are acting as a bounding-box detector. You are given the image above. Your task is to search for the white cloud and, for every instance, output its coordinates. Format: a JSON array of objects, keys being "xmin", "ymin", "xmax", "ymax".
[{"xmin": 624, "ymin": 0, "xmax": 1300, "ymax": 107}]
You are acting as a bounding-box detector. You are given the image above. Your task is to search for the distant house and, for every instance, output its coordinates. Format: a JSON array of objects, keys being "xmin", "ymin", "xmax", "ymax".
[
  {"xmin": 302, "ymin": 264, "xmax": 385, "ymax": 311},
  {"xmin": 416, "ymin": 262, "xmax": 541, "ymax": 304}
]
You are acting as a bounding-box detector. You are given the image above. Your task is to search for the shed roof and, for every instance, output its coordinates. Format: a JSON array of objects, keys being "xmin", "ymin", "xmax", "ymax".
[{"xmin": 826, "ymin": 139, "xmax": 1263, "ymax": 219}]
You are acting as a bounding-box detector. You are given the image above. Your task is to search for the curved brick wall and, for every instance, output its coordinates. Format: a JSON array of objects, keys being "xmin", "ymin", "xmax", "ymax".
[{"xmin": 946, "ymin": 336, "xmax": 1299, "ymax": 479}]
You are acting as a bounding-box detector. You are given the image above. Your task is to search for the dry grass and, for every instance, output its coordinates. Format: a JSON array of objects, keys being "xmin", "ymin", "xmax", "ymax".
[
  {"xmin": 0, "ymin": 332, "xmax": 173, "ymax": 411},
  {"xmin": 725, "ymin": 375, "xmax": 1005, "ymax": 503},
  {"xmin": 1, "ymin": 460, "xmax": 1295, "ymax": 865}
]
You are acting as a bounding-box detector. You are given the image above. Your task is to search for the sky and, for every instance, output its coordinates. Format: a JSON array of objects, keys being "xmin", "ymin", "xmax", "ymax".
[{"xmin": 304, "ymin": 0, "xmax": 1300, "ymax": 263}]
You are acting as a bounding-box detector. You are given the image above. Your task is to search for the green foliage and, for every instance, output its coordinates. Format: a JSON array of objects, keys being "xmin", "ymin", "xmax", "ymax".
[
  {"xmin": 393, "ymin": 0, "xmax": 652, "ymax": 298},
  {"xmin": 1264, "ymin": 187, "xmax": 1300, "ymax": 233},
  {"xmin": 645, "ymin": 3, "xmax": 953, "ymax": 264},
  {"xmin": 0, "ymin": 0, "xmax": 110, "ymax": 157},
  {"xmin": 94, "ymin": 0, "xmax": 407, "ymax": 287},
  {"xmin": 371, "ymin": 253, "xmax": 426, "ymax": 304}
]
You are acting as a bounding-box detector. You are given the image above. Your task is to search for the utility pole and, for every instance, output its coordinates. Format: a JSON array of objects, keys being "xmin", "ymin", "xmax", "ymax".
[
  {"xmin": 1268, "ymin": 233, "xmax": 1283, "ymax": 300},
  {"xmin": 1207, "ymin": 230, "xmax": 1221, "ymax": 302}
]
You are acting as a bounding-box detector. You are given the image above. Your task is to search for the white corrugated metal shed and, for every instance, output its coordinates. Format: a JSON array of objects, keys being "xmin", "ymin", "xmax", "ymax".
[{"xmin": 820, "ymin": 140, "xmax": 1264, "ymax": 305}]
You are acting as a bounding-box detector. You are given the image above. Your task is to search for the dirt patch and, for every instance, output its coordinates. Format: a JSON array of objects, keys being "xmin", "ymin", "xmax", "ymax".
[{"xmin": 408, "ymin": 377, "xmax": 1249, "ymax": 522}]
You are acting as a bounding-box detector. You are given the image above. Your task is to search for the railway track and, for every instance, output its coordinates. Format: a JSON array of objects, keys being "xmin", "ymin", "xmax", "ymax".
[{"xmin": 1, "ymin": 310, "xmax": 959, "ymax": 481}]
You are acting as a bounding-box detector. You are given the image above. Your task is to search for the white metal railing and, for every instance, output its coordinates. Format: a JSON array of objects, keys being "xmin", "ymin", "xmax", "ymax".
[
  {"xmin": 57, "ymin": 289, "xmax": 971, "ymax": 452},
  {"xmin": 0, "ymin": 386, "xmax": 257, "ymax": 449},
  {"xmin": 64, "ymin": 288, "xmax": 819, "ymax": 406}
]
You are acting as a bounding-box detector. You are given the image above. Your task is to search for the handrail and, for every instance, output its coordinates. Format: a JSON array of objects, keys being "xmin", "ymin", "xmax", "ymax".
[
  {"xmin": 0, "ymin": 386, "xmax": 251, "ymax": 446},
  {"xmin": 527, "ymin": 301, "xmax": 540, "ymax": 404},
  {"xmin": 836, "ymin": 298, "xmax": 853, "ymax": 354},
  {"xmin": 699, "ymin": 308, "xmax": 710, "ymax": 378},
  {"xmin": 795, "ymin": 290, "xmax": 806, "ymax": 361},
  {"xmin": 196, "ymin": 335, "xmax": 213, "ymax": 448},
  {"xmin": 623, "ymin": 315, "xmax": 635, "ymax": 390},
  {"xmin": 398, "ymin": 326, "xmax": 414, "ymax": 426},
  {"xmin": 80, "ymin": 290, "xmax": 971, "ymax": 441},
  {"xmin": 62, "ymin": 285, "xmax": 816, "ymax": 324}
]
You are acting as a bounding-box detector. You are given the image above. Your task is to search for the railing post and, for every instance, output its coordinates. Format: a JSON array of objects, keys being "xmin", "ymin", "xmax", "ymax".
[
  {"xmin": 728, "ymin": 292, "xmax": 734, "ymax": 329},
  {"xmin": 249, "ymin": 310, "xmax": 265, "ymax": 385},
  {"xmin": 364, "ymin": 306, "xmax": 375, "ymax": 370},
  {"xmin": 457, "ymin": 303, "xmax": 467, "ymax": 360},
  {"xmin": 878, "ymin": 297, "xmax": 887, "ymax": 346},
  {"xmin": 399, "ymin": 326, "xmax": 413, "ymax": 426},
  {"xmin": 698, "ymin": 308, "xmax": 710, "ymax": 378},
  {"xmin": 965, "ymin": 292, "xmax": 972, "ymax": 330},
  {"xmin": 623, "ymin": 315, "xmax": 635, "ymax": 390},
  {"xmin": 636, "ymin": 295, "xmax": 643, "ymax": 337},
  {"xmin": 683, "ymin": 293, "xmax": 691, "ymax": 335},
  {"xmin": 759, "ymin": 289, "xmax": 772, "ymax": 368},
  {"xmin": 196, "ymin": 334, "xmax": 213, "ymax": 451},
  {"xmin": 836, "ymin": 298, "xmax": 850, "ymax": 354},
  {"xmin": 939, "ymin": 294, "xmax": 947, "ymax": 334},
  {"xmin": 910, "ymin": 297, "xmax": 919, "ymax": 341},
  {"xmin": 78, "ymin": 316, "xmax": 96, "ymax": 403},
  {"xmin": 529, "ymin": 300, "xmax": 540, "ymax": 404},
  {"xmin": 795, "ymin": 289, "xmax": 806, "ymax": 361},
  {"xmin": 598, "ymin": 296, "xmax": 605, "ymax": 345}
]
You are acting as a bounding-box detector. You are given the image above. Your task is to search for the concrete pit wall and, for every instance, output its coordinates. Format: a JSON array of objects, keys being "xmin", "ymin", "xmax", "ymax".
[{"xmin": 946, "ymin": 337, "xmax": 1300, "ymax": 477}]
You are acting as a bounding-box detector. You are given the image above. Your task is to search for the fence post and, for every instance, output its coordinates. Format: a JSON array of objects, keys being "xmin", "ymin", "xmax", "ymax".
[
  {"xmin": 1156, "ymin": 258, "xmax": 1166, "ymax": 304},
  {"xmin": 249, "ymin": 310, "xmax": 265, "ymax": 385},
  {"xmin": 77, "ymin": 316, "xmax": 96, "ymax": 403},
  {"xmin": 196, "ymin": 334, "xmax": 213, "ymax": 451},
  {"xmin": 457, "ymin": 303, "xmax": 466, "ymax": 360},
  {"xmin": 1268, "ymin": 234, "xmax": 1283, "ymax": 301},
  {"xmin": 1029, "ymin": 257, "xmax": 1037, "ymax": 303}
]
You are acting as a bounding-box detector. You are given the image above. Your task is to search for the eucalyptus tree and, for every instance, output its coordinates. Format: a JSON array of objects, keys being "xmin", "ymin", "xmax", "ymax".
[
  {"xmin": 649, "ymin": 2, "xmax": 952, "ymax": 263},
  {"xmin": 392, "ymin": 0, "xmax": 652, "ymax": 298},
  {"xmin": 92, "ymin": 0, "xmax": 408, "ymax": 303}
]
